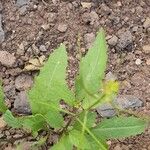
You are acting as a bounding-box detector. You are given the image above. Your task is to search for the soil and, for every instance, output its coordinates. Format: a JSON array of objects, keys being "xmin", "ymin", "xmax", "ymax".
[{"xmin": 0, "ymin": 0, "xmax": 150, "ymax": 149}]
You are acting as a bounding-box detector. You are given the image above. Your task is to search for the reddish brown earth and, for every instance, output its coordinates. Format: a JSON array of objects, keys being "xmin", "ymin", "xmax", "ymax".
[{"xmin": 0, "ymin": 0, "xmax": 150, "ymax": 149}]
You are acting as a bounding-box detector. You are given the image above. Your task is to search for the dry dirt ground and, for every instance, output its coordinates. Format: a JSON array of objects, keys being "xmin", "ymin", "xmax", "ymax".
[{"xmin": 0, "ymin": 0, "xmax": 150, "ymax": 149}]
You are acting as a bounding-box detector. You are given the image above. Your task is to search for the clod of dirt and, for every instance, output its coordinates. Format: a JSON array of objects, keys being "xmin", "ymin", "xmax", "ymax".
[
  {"xmin": 82, "ymin": 11, "xmax": 99, "ymax": 25},
  {"xmin": 14, "ymin": 91, "xmax": 31, "ymax": 114},
  {"xmin": 17, "ymin": 42, "xmax": 28, "ymax": 55},
  {"xmin": 116, "ymin": 31, "xmax": 133, "ymax": 51},
  {"xmin": 142, "ymin": 45, "xmax": 150, "ymax": 54},
  {"xmin": 5, "ymin": 68, "xmax": 22, "ymax": 76},
  {"xmin": 84, "ymin": 32, "xmax": 95, "ymax": 49},
  {"xmin": 15, "ymin": 74, "xmax": 33, "ymax": 91},
  {"xmin": 57, "ymin": 24, "xmax": 68, "ymax": 32},
  {"xmin": 0, "ymin": 14, "xmax": 4, "ymax": 43},
  {"xmin": 107, "ymin": 35, "xmax": 118, "ymax": 46},
  {"xmin": 0, "ymin": 51, "xmax": 16, "ymax": 67},
  {"xmin": 143, "ymin": 17, "xmax": 150, "ymax": 29},
  {"xmin": 97, "ymin": 95, "xmax": 143, "ymax": 117}
]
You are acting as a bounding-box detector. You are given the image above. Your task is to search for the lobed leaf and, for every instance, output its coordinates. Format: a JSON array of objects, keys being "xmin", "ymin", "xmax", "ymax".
[
  {"xmin": 75, "ymin": 29, "xmax": 108, "ymax": 108},
  {"xmin": 92, "ymin": 116, "xmax": 148, "ymax": 139},
  {"xmin": 45, "ymin": 110, "xmax": 64, "ymax": 129},
  {"xmin": 51, "ymin": 134, "xmax": 73, "ymax": 150},
  {"xmin": 85, "ymin": 134, "xmax": 108, "ymax": 150},
  {"xmin": 3, "ymin": 110, "xmax": 46, "ymax": 134},
  {"xmin": 22, "ymin": 114, "xmax": 46, "ymax": 133},
  {"xmin": 28, "ymin": 44, "xmax": 75, "ymax": 115},
  {"xmin": 69, "ymin": 129, "xmax": 90, "ymax": 149},
  {"xmin": 3, "ymin": 110, "xmax": 22, "ymax": 128},
  {"xmin": 74, "ymin": 111, "xmax": 96, "ymax": 130},
  {"xmin": 76, "ymin": 118, "xmax": 108, "ymax": 150}
]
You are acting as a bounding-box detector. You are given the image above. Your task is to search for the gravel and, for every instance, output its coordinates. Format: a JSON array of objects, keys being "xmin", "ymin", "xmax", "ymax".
[
  {"xmin": 108, "ymin": 35, "xmax": 118, "ymax": 46},
  {"xmin": 114, "ymin": 95, "xmax": 143, "ymax": 109},
  {"xmin": 0, "ymin": 117, "xmax": 7, "ymax": 129},
  {"xmin": 97, "ymin": 95, "xmax": 143, "ymax": 117},
  {"xmin": 96, "ymin": 103, "xmax": 116, "ymax": 117},
  {"xmin": 14, "ymin": 91, "xmax": 31, "ymax": 114},
  {"xmin": 39, "ymin": 45, "xmax": 47, "ymax": 52},
  {"xmin": 16, "ymin": 0, "xmax": 29, "ymax": 7},
  {"xmin": 0, "ymin": 51, "xmax": 16, "ymax": 67},
  {"xmin": 57, "ymin": 24, "xmax": 68, "ymax": 32},
  {"xmin": 135, "ymin": 59, "xmax": 142, "ymax": 65},
  {"xmin": 143, "ymin": 17, "xmax": 150, "ymax": 29},
  {"xmin": 3, "ymin": 83, "xmax": 16, "ymax": 99},
  {"xmin": 116, "ymin": 31, "xmax": 133, "ymax": 51},
  {"xmin": 15, "ymin": 74, "xmax": 33, "ymax": 91},
  {"xmin": 82, "ymin": 11, "xmax": 99, "ymax": 26},
  {"xmin": 105, "ymin": 71, "xmax": 117, "ymax": 81},
  {"xmin": 142, "ymin": 45, "xmax": 150, "ymax": 54},
  {"xmin": 0, "ymin": 14, "xmax": 4, "ymax": 43},
  {"xmin": 84, "ymin": 33, "xmax": 95, "ymax": 49}
]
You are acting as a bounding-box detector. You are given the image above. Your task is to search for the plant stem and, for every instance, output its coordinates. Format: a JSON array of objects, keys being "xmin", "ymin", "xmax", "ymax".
[{"xmin": 76, "ymin": 118, "xmax": 107, "ymax": 150}]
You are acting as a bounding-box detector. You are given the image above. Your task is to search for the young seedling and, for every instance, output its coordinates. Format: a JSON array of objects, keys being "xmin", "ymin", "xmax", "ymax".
[{"xmin": 0, "ymin": 29, "xmax": 148, "ymax": 150}]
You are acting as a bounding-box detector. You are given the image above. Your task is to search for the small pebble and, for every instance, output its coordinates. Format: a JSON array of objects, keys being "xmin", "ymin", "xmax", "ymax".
[
  {"xmin": 143, "ymin": 17, "xmax": 150, "ymax": 29},
  {"xmin": 0, "ymin": 117, "xmax": 7, "ymax": 128},
  {"xmin": 15, "ymin": 74, "xmax": 33, "ymax": 91},
  {"xmin": 142, "ymin": 45, "xmax": 150, "ymax": 54},
  {"xmin": 57, "ymin": 24, "xmax": 68, "ymax": 32},
  {"xmin": 117, "ymin": 31, "xmax": 133, "ymax": 50},
  {"xmin": 114, "ymin": 145, "xmax": 122, "ymax": 150},
  {"xmin": 0, "ymin": 51, "xmax": 16, "ymax": 67},
  {"xmin": 14, "ymin": 91, "xmax": 31, "ymax": 114},
  {"xmin": 135, "ymin": 58, "xmax": 142, "ymax": 65},
  {"xmin": 39, "ymin": 45, "xmax": 47, "ymax": 52},
  {"xmin": 108, "ymin": 35, "xmax": 118, "ymax": 46},
  {"xmin": 146, "ymin": 59, "xmax": 150, "ymax": 65},
  {"xmin": 81, "ymin": 2, "xmax": 92, "ymax": 8},
  {"xmin": 41, "ymin": 24, "xmax": 50, "ymax": 30}
]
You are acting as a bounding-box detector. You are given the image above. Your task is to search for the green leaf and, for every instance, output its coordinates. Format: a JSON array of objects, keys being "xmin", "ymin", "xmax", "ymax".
[
  {"xmin": 31, "ymin": 136, "xmax": 47, "ymax": 149},
  {"xmin": 92, "ymin": 116, "xmax": 148, "ymax": 139},
  {"xmin": 74, "ymin": 111, "xmax": 96, "ymax": 130},
  {"xmin": 75, "ymin": 29, "xmax": 107, "ymax": 108},
  {"xmin": 0, "ymin": 81, "xmax": 7, "ymax": 113},
  {"xmin": 69, "ymin": 129, "xmax": 90, "ymax": 149},
  {"xmin": 85, "ymin": 134, "xmax": 108, "ymax": 150},
  {"xmin": 51, "ymin": 134, "xmax": 73, "ymax": 150},
  {"xmin": 45, "ymin": 110, "xmax": 64, "ymax": 129},
  {"xmin": 28, "ymin": 44, "xmax": 75, "ymax": 114},
  {"xmin": 76, "ymin": 118, "xmax": 107, "ymax": 150},
  {"xmin": 3, "ymin": 110, "xmax": 22, "ymax": 128},
  {"xmin": 3, "ymin": 110, "xmax": 46, "ymax": 134},
  {"xmin": 22, "ymin": 114, "xmax": 46, "ymax": 133}
]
